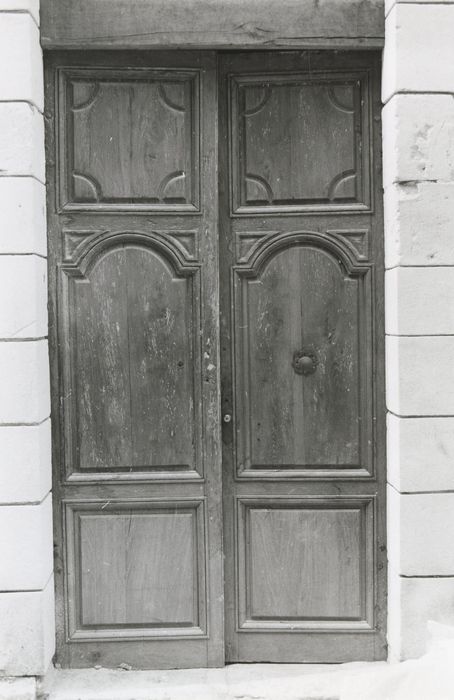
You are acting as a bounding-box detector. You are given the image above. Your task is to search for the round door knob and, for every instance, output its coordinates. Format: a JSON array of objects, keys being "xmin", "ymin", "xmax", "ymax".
[
  {"xmin": 293, "ymin": 350, "xmax": 317, "ymax": 376},
  {"xmin": 296, "ymin": 356, "xmax": 314, "ymax": 373},
  {"xmin": 223, "ymin": 413, "xmax": 232, "ymax": 423}
]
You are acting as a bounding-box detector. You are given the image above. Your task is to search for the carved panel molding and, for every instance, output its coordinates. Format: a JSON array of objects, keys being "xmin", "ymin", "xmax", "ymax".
[
  {"xmin": 62, "ymin": 228, "xmax": 200, "ymax": 265},
  {"xmin": 57, "ymin": 67, "xmax": 201, "ymax": 212},
  {"xmin": 235, "ymin": 227, "xmax": 370, "ymax": 266},
  {"xmin": 59, "ymin": 232, "xmax": 203, "ymax": 481},
  {"xmin": 231, "ymin": 231, "xmax": 374, "ymax": 479},
  {"xmin": 230, "ymin": 71, "xmax": 371, "ymax": 214}
]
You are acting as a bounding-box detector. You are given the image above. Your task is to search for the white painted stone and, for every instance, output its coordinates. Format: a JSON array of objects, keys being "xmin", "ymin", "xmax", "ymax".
[
  {"xmin": 0, "ymin": 178, "xmax": 46, "ymax": 255},
  {"xmin": 0, "ymin": 0, "xmax": 39, "ymax": 25},
  {"xmin": 384, "ymin": 182, "xmax": 454, "ymax": 268},
  {"xmin": 0, "ymin": 103, "xmax": 45, "ymax": 182},
  {"xmin": 0, "ymin": 13, "xmax": 43, "ymax": 110},
  {"xmin": 387, "ymin": 566, "xmax": 454, "ymax": 660},
  {"xmin": 0, "ymin": 255, "xmax": 47, "ymax": 338},
  {"xmin": 40, "ymin": 663, "xmax": 388, "ymax": 700},
  {"xmin": 388, "ymin": 413, "xmax": 454, "ymax": 492},
  {"xmin": 0, "ymin": 576, "xmax": 55, "ymax": 676},
  {"xmin": 384, "ymin": 0, "xmax": 395, "ymax": 18},
  {"xmin": 0, "ymin": 419, "xmax": 51, "ymax": 504},
  {"xmin": 386, "ymin": 336, "xmax": 454, "ymax": 416},
  {"xmin": 387, "ymin": 487, "xmax": 402, "ymax": 575},
  {"xmin": 383, "ymin": 4, "xmax": 454, "ymax": 101},
  {"xmin": 342, "ymin": 634, "xmax": 454, "ymax": 699},
  {"xmin": 387, "ymin": 565, "xmax": 402, "ymax": 662},
  {"xmin": 386, "ymin": 267, "xmax": 454, "ymax": 335},
  {"xmin": 0, "ymin": 493, "xmax": 53, "ymax": 590},
  {"xmin": 0, "ymin": 677, "xmax": 36, "ymax": 700},
  {"xmin": 0, "ymin": 340, "xmax": 50, "ymax": 423},
  {"xmin": 382, "ymin": 5, "xmax": 397, "ymax": 100},
  {"xmin": 382, "ymin": 95, "xmax": 454, "ymax": 186},
  {"xmin": 388, "ymin": 487, "xmax": 454, "ymax": 575}
]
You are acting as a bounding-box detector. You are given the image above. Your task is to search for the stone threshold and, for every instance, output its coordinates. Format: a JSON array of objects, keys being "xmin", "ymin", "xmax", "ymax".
[{"xmin": 34, "ymin": 662, "xmax": 388, "ymax": 700}]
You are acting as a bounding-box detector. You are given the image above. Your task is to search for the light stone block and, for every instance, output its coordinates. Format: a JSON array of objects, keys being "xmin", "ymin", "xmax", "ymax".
[
  {"xmin": 0, "ymin": 177, "xmax": 46, "ymax": 255},
  {"xmin": 0, "ymin": 255, "xmax": 47, "ymax": 338},
  {"xmin": 0, "ymin": 0, "xmax": 40, "ymax": 24},
  {"xmin": 385, "ymin": 0, "xmax": 394, "ymax": 17},
  {"xmin": 386, "ymin": 267, "xmax": 454, "ymax": 335},
  {"xmin": 0, "ymin": 493, "xmax": 53, "ymax": 590},
  {"xmin": 383, "ymin": 4, "xmax": 454, "ymax": 101},
  {"xmin": 384, "ymin": 182, "xmax": 454, "ymax": 267},
  {"xmin": 387, "ymin": 565, "xmax": 402, "ymax": 661},
  {"xmin": 0, "ymin": 340, "xmax": 50, "ymax": 423},
  {"xmin": 386, "ymin": 336, "xmax": 454, "ymax": 416},
  {"xmin": 382, "ymin": 95, "xmax": 454, "ymax": 186},
  {"xmin": 0, "ymin": 678, "xmax": 36, "ymax": 700},
  {"xmin": 0, "ymin": 419, "xmax": 51, "ymax": 503},
  {"xmin": 0, "ymin": 577, "xmax": 55, "ymax": 676},
  {"xmin": 388, "ymin": 487, "xmax": 454, "ymax": 575},
  {"xmin": 388, "ymin": 413, "xmax": 454, "ymax": 492},
  {"xmin": 0, "ymin": 103, "xmax": 45, "ymax": 182},
  {"xmin": 388, "ymin": 566, "xmax": 454, "ymax": 660},
  {"xmin": 0, "ymin": 13, "xmax": 43, "ymax": 110},
  {"xmin": 386, "ymin": 0, "xmax": 453, "ymax": 17}
]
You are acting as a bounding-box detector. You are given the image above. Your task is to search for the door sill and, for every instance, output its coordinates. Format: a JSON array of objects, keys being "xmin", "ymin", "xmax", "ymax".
[{"xmin": 41, "ymin": 661, "xmax": 388, "ymax": 700}]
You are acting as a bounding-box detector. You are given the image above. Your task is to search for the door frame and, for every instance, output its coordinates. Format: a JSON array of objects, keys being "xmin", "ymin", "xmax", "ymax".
[{"xmin": 44, "ymin": 47, "xmax": 386, "ymax": 668}]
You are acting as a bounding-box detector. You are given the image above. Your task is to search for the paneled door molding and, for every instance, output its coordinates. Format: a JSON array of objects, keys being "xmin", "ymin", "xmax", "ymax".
[{"xmin": 46, "ymin": 49, "xmax": 386, "ymax": 669}]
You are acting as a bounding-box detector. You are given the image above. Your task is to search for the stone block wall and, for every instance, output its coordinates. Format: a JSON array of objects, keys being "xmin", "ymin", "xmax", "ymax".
[
  {"xmin": 0, "ymin": 0, "xmax": 55, "ymax": 676},
  {"xmin": 1, "ymin": 0, "xmax": 454, "ymax": 679},
  {"xmin": 383, "ymin": 0, "xmax": 454, "ymax": 660}
]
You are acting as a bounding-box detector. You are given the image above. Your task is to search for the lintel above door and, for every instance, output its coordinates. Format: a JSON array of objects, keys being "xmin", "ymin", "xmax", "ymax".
[{"xmin": 40, "ymin": 0, "xmax": 384, "ymax": 50}]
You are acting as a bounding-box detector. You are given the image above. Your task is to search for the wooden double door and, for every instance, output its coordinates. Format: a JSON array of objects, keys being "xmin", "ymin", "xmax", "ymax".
[{"xmin": 46, "ymin": 50, "xmax": 386, "ymax": 669}]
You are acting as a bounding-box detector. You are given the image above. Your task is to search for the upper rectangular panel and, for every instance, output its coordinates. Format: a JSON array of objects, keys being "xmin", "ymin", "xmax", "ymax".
[
  {"xmin": 41, "ymin": 1, "xmax": 384, "ymax": 50},
  {"xmin": 58, "ymin": 67, "xmax": 200, "ymax": 212},
  {"xmin": 230, "ymin": 71, "xmax": 371, "ymax": 214}
]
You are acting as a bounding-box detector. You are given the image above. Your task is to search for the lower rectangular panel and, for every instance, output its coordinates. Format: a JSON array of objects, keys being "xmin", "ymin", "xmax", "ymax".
[
  {"xmin": 64, "ymin": 499, "xmax": 207, "ymax": 641},
  {"xmin": 227, "ymin": 496, "xmax": 385, "ymax": 662},
  {"xmin": 237, "ymin": 497, "xmax": 374, "ymax": 631}
]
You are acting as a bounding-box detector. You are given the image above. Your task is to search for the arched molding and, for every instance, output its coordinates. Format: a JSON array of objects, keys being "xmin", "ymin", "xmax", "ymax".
[
  {"xmin": 237, "ymin": 230, "xmax": 371, "ymax": 279},
  {"xmin": 61, "ymin": 230, "xmax": 200, "ymax": 279}
]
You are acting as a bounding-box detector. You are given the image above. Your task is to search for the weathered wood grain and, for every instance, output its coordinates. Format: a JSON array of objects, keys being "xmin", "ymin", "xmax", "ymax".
[
  {"xmin": 40, "ymin": 0, "xmax": 385, "ymax": 49},
  {"xmin": 46, "ymin": 48, "xmax": 386, "ymax": 670},
  {"xmin": 219, "ymin": 50, "xmax": 386, "ymax": 664},
  {"xmin": 70, "ymin": 245, "xmax": 197, "ymax": 472},
  {"xmin": 235, "ymin": 79, "xmax": 360, "ymax": 208},
  {"xmin": 46, "ymin": 50, "xmax": 223, "ymax": 669},
  {"xmin": 64, "ymin": 72, "xmax": 198, "ymax": 209},
  {"xmin": 239, "ymin": 245, "xmax": 363, "ymax": 468},
  {"xmin": 246, "ymin": 505, "xmax": 362, "ymax": 620},
  {"xmin": 79, "ymin": 509, "xmax": 196, "ymax": 626}
]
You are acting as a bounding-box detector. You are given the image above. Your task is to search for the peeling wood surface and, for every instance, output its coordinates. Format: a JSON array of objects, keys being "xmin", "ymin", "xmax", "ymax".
[
  {"xmin": 45, "ymin": 48, "xmax": 386, "ymax": 669},
  {"xmin": 218, "ymin": 50, "xmax": 387, "ymax": 663},
  {"xmin": 40, "ymin": 0, "xmax": 384, "ymax": 50},
  {"xmin": 46, "ymin": 50, "xmax": 224, "ymax": 669}
]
